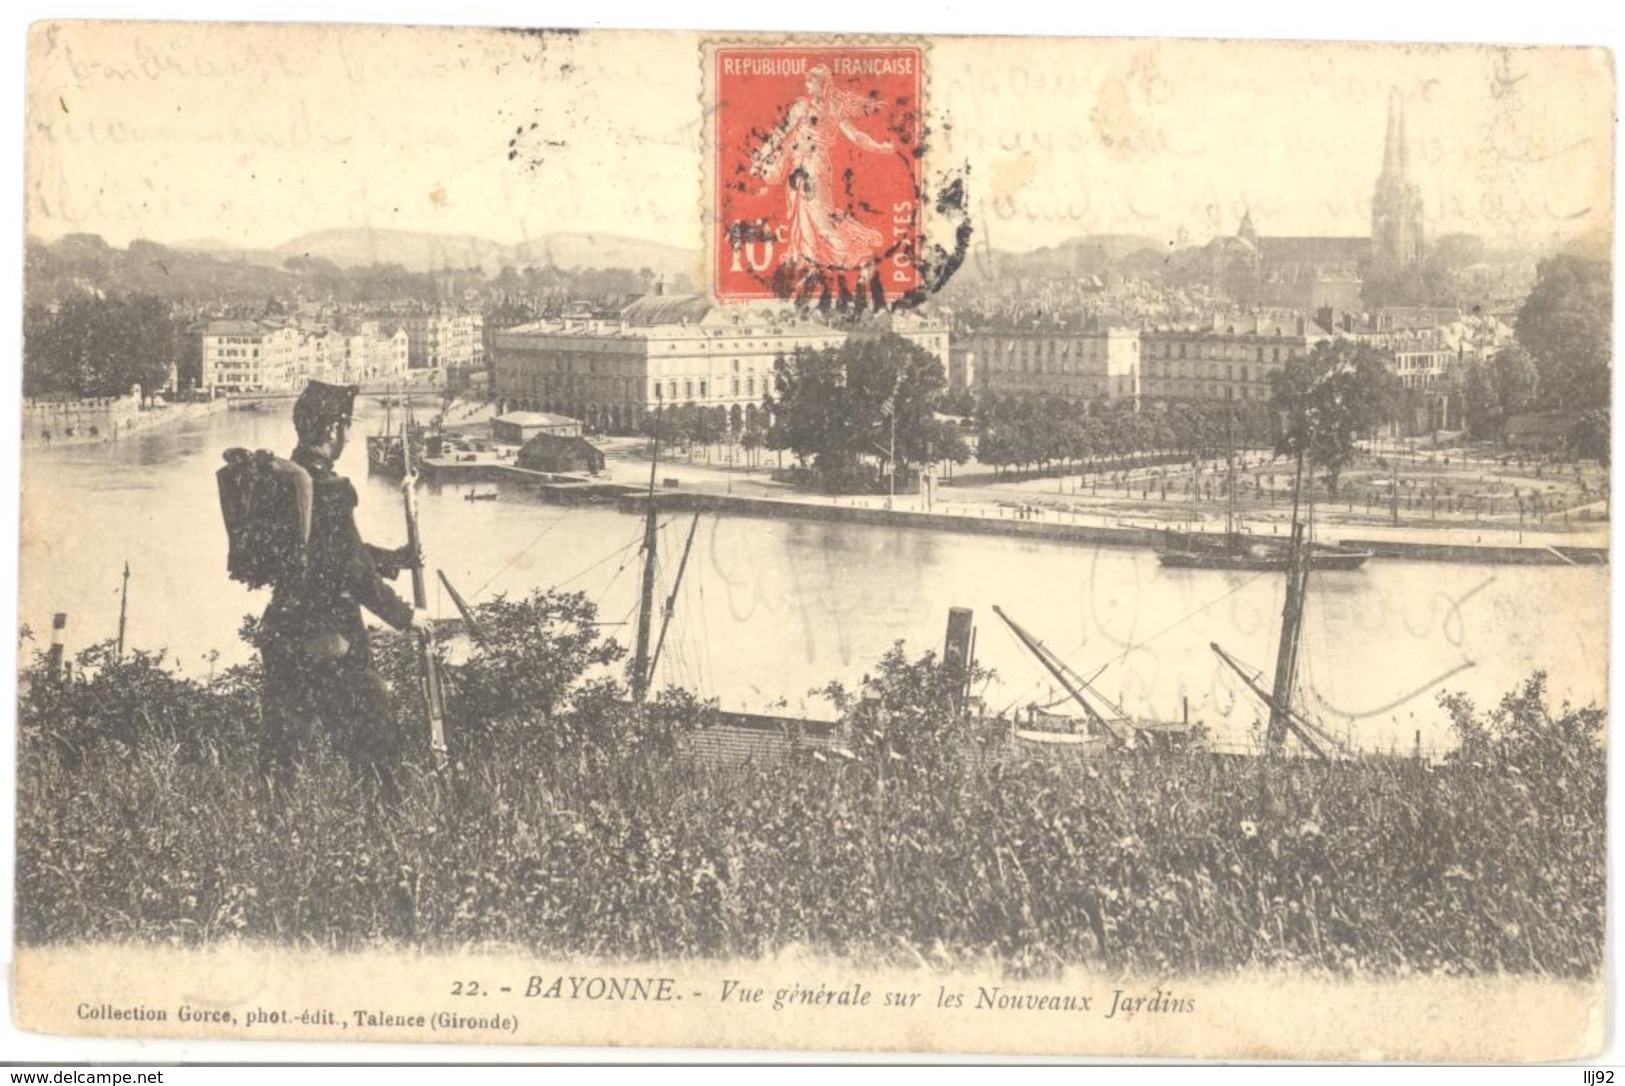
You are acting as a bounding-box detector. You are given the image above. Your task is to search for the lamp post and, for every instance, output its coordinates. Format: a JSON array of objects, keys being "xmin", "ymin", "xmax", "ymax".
[
  {"xmin": 887, "ymin": 403, "xmax": 897, "ymax": 511},
  {"xmin": 879, "ymin": 370, "xmax": 901, "ymax": 513}
]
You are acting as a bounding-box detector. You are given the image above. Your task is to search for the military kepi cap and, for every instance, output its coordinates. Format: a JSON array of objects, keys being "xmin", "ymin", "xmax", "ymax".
[{"xmin": 293, "ymin": 380, "xmax": 360, "ymax": 428}]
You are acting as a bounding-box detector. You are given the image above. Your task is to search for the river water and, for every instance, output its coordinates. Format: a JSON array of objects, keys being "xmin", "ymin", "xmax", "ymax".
[{"xmin": 19, "ymin": 404, "xmax": 1609, "ymax": 754}]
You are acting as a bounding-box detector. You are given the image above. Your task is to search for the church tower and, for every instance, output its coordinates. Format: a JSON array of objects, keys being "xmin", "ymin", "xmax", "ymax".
[{"xmin": 1371, "ymin": 88, "xmax": 1425, "ymax": 267}]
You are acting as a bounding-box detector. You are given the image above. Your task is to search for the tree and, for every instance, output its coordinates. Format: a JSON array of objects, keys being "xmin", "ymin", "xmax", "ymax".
[
  {"xmin": 175, "ymin": 329, "xmax": 204, "ymax": 393},
  {"xmin": 765, "ymin": 333, "xmax": 951, "ymax": 490},
  {"xmin": 1488, "ymin": 345, "xmax": 1539, "ymax": 429},
  {"xmin": 1516, "ymin": 255, "xmax": 1611, "ymax": 412},
  {"xmin": 1572, "ymin": 408, "xmax": 1610, "ymax": 466},
  {"xmin": 1271, "ymin": 340, "xmax": 1397, "ymax": 494},
  {"xmin": 640, "ymin": 407, "xmax": 687, "ymax": 448},
  {"xmin": 919, "ymin": 416, "xmax": 971, "ymax": 467},
  {"xmin": 740, "ymin": 427, "xmax": 765, "ymax": 467},
  {"xmin": 1460, "ymin": 347, "xmax": 1539, "ymax": 442},
  {"xmin": 410, "ymin": 588, "xmax": 623, "ymax": 744},
  {"xmin": 817, "ymin": 642, "xmax": 993, "ymax": 778},
  {"xmin": 24, "ymin": 293, "xmax": 179, "ymax": 400},
  {"xmin": 1443, "ymin": 671, "xmax": 1603, "ymax": 785},
  {"xmin": 1459, "ymin": 361, "xmax": 1500, "ymax": 441}
]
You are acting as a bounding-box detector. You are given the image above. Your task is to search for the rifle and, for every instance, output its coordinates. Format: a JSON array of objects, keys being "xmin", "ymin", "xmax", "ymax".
[{"xmin": 399, "ymin": 423, "xmax": 449, "ymax": 764}]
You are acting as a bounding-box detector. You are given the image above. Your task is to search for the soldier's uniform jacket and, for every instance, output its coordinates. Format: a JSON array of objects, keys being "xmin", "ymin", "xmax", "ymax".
[{"xmin": 262, "ymin": 444, "xmax": 412, "ymax": 656}]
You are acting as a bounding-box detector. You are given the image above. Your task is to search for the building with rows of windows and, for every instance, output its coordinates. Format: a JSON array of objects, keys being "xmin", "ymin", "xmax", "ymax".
[
  {"xmin": 199, "ymin": 319, "xmax": 409, "ymax": 393},
  {"xmin": 1139, "ymin": 316, "xmax": 1318, "ymax": 404},
  {"xmin": 199, "ymin": 321, "xmax": 302, "ymax": 393},
  {"xmin": 491, "ymin": 293, "xmax": 950, "ymax": 434},
  {"xmin": 401, "ymin": 312, "xmax": 484, "ymax": 378},
  {"xmin": 963, "ymin": 327, "xmax": 1142, "ymax": 403},
  {"xmin": 962, "ymin": 315, "xmax": 1323, "ymax": 408}
]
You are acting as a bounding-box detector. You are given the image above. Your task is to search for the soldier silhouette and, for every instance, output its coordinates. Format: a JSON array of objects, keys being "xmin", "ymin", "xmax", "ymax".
[{"xmin": 257, "ymin": 381, "xmax": 426, "ymax": 802}]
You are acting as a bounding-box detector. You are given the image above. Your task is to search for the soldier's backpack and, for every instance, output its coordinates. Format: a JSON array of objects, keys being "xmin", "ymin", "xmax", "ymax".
[{"xmin": 217, "ymin": 448, "xmax": 314, "ymax": 589}]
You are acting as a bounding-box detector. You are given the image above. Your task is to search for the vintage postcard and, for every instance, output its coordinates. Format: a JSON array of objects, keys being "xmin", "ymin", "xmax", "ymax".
[{"xmin": 11, "ymin": 23, "xmax": 1614, "ymax": 1060}]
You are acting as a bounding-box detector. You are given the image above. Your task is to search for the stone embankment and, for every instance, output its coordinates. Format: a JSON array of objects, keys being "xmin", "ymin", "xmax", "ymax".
[{"xmin": 22, "ymin": 394, "xmax": 230, "ymax": 448}]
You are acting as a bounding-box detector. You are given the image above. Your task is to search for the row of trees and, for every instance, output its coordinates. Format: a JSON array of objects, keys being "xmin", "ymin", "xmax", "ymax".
[
  {"xmin": 974, "ymin": 397, "xmax": 1278, "ymax": 477},
  {"xmin": 636, "ymin": 403, "xmax": 771, "ymax": 465},
  {"xmin": 970, "ymin": 340, "xmax": 1396, "ymax": 493},
  {"xmin": 23, "ymin": 294, "xmax": 181, "ymax": 401},
  {"xmin": 761, "ymin": 334, "xmax": 1403, "ymax": 495}
]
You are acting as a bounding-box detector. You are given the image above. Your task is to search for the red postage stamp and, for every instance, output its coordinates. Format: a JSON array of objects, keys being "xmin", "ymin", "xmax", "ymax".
[{"xmin": 714, "ymin": 44, "xmax": 925, "ymax": 305}]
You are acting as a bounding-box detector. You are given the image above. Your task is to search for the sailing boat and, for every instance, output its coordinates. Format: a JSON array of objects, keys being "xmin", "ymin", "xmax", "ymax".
[
  {"xmin": 1209, "ymin": 446, "xmax": 1354, "ymax": 759},
  {"xmin": 992, "ymin": 605, "xmax": 1197, "ymax": 754},
  {"xmin": 366, "ymin": 389, "xmax": 426, "ymax": 478},
  {"xmin": 1156, "ymin": 420, "xmax": 1371, "ymax": 572}
]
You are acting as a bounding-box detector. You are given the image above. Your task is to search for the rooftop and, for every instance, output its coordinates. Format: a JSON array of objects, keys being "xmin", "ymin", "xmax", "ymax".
[
  {"xmin": 203, "ymin": 319, "xmax": 268, "ymax": 335},
  {"xmin": 621, "ymin": 293, "xmax": 715, "ymax": 327}
]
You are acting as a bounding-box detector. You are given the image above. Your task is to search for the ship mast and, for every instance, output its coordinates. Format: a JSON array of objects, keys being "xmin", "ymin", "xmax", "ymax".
[
  {"xmin": 1209, "ymin": 455, "xmax": 1344, "ymax": 763},
  {"xmin": 1225, "ymin": 414, "xmax": 1237, "ymax": 537},
  {"xmin": 630, "ymin": 409, "xmax": 661, "ymax": 703},
  {"xmin": 648, "ymin": 511, "xmax": 702, "ymax": 685},
  {"xmin": 1210, "ymin": 380, "xmax": 1353, "ymax": 759},
  {"xmin": 116, "ymin": 561, "xmax": 130, "ymax": 660},
  {"xmin": 1265, "ymin": 445, "xmax": 1311, "ymax": 753}
]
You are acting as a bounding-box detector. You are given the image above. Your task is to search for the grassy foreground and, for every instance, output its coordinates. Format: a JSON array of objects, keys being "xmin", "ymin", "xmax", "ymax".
[{"xmin": 14, "ymin": 590, "xmax": 1606, "ymax": 977}]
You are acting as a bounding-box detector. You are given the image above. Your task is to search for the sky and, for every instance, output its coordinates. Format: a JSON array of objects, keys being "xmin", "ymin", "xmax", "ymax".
[{"xmin": 21, "ymin": 21, "xmax": 1615, "ymax": 258}]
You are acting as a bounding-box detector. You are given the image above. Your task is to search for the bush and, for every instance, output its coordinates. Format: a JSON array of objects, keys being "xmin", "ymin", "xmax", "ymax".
[{"xmin": 13, "ymin": 619, "xmax": 1606, "ymax": 976}]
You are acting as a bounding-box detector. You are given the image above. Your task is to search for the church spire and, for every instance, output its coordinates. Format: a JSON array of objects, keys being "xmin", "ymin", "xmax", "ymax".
[
  {"xmin": 1381, "ymin": 86, "xmax": 1407, "ymax": 180},
  {"xmin": 1372, "ymin": 86, "xmax": 1424, "ymax": 268}
]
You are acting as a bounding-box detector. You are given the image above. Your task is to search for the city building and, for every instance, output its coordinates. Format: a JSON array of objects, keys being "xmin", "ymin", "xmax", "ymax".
[
  {"xmin": 515, "ymin": 432, "xmax": 607, "ymax": 474},
  {"xmin": 1383, "ymin": 328, "xmax": 1458, "ymax": 394},
  {"xmin": 1140, "ymin": 315, "xmax": 1320, "ymax": 403},
  {"xmin": 199, "ymin": 320, "xmax": 301, "ymax": 393},
  {"xmin": 491, "ymin": 292, "xmax": 950, "ymax": 435},
  {"xmin": 198, "ymin": 318, "xmax": 408, "ymax": 393},
  {"xmin": 964, "ymin": 327, "xmax": 1141, "ymax": 403},
  {"xmin": 491, "ymin": 411, "xmax": 583, "ymax": 444},
  {"xmin": 401, "ymin": 312, "xmax": 484, "ymax": 377},
  {"xmin": 339, "ymin": 321, "xmax": 410, "ymax": 384},
  {"xmin": 1319, "ymin": 305, "xmax": 1514, "ymax": 435}
]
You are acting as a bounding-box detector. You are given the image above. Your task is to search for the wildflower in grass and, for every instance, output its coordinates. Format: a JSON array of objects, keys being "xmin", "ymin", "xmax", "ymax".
[{"xmin": 10, "ymin": 628, "xmax": 1605, "ymax": 977}]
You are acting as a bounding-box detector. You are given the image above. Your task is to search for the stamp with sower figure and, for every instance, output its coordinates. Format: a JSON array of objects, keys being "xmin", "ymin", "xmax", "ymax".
[{"xmin": 714, "ymin": 45, "xmax": 925, "ymax": 307}]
